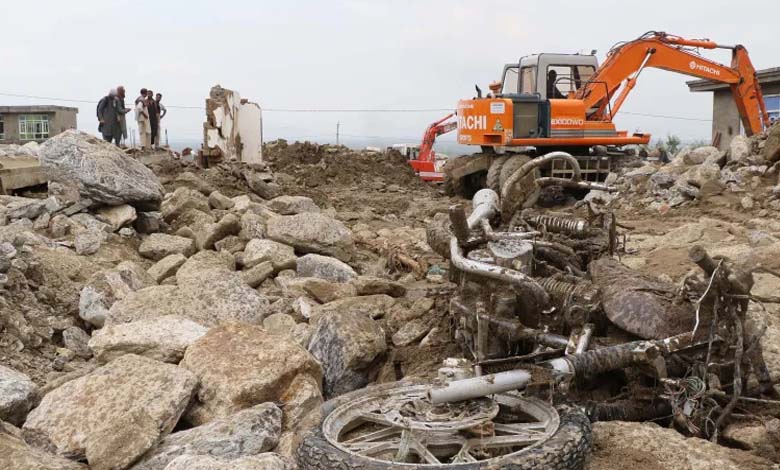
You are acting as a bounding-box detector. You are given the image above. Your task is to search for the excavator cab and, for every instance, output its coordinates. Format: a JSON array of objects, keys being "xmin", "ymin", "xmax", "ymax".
[{"xmin": 499, "ymin": 54, "xmax": 599, "ymax": 100}]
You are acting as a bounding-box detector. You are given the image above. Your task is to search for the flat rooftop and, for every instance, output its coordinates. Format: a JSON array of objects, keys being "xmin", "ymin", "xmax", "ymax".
[
  {"xmin": 0, "ymin": 105, "xmax": 79, "ymax": 113},
  {"xmin": 687, "ymin": 67, "xmax": 780, "ymax": 92}
]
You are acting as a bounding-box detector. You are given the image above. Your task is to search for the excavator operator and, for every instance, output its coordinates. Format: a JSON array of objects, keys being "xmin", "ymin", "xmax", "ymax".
[{"xmin": 547, "ymin": 70, "xmax": 566, "ymax": 99}]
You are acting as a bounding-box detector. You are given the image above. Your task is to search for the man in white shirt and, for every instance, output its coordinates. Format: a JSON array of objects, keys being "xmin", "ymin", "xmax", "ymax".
[{"xmin": 134, "ymin": 88, "xmax": 151, "ymax": 149}]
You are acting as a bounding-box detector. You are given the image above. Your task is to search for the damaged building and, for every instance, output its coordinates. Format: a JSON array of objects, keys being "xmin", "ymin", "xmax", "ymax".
[{"xmin": 201, "ymin": 85, "xmax": 263, "ymax": 164}]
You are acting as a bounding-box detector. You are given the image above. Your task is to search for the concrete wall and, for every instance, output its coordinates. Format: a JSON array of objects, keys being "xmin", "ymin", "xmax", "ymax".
[
  {"xmin": 203, "ymin": 86, "xmax": 263, "ymax": 163},
  {"xmin": 712, "ymin": 83, "xmax": 780, "ymax": 150},
  {"xmin": 0, "ymin": 109, "xmax": 78, "ymax": 144}
]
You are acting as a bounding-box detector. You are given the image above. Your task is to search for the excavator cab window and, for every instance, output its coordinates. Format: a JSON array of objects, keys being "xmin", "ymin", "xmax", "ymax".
[
  {"xmin": 546, "ymin": 64, "xmax": 595, "ymax": 98},
  {"xmin": 520, "ymin": 66, "xmax": 536, "ymax": 94},
  {"xmin": 502, "ymin": 66, "xmax": 519, "ymax": 94}
]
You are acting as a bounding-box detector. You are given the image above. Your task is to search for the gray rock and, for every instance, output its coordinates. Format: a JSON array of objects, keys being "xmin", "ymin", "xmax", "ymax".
[
  {"xmin": 729, "ymin": 135, "xmax": 752, "ymax": 164},
  {"xmin": 685, "ymin": 146, "xmax": 719, "ymax": 165},
  {"xmin": 74, "ymin": 229, "xmax": 104, "ymax": 255},
  {"xmin": 266, "ymin": 213, "xmax": 354, "ymax": 262},
  {"xmin": 763, "ymin": 123, "xmax": 780, "ymax": 163},
  {"xmin": 649, "ymin": 171, "xmax": 676, "ymax": 190},
  {"xmin": 0, "ymin": 365, "xmax": 38, "ymax": 426},
  {"xmin": 95, "ymin": 204, "xmax": 137, "ymax": 231},
  {"xmin": 308, "ymin": 310, "xmax": 386, "ymax": 398},
  {"xmin": 134, "ymin": 211, "xmax": 164, "ymax": 234},
  {"xmin": 108, "ymin": 253, "xmax": 270, "ymax": 327},
  {"xmin": 180, "ymin": 322, "xmax": 322, "ymax": 426},
  {"xmin": 89, "ymin": 314, "xmax": 207, "ymax": 364},
  {"xmin": 353, "ymin": 276, "xmax": 407, "ymax": 297},
  {"xmin": 196, "ymin": 213, "xmax": 240, "ymax": 250},
  {"xmin": 139, "ymin": 233, "xmax": 196, "ymax": 261},
  {"xmin": 161, "ymin": 454, "xmax": 290, "ymax": 470},
  {"xmin": 79, "ymin": 261, "xmax": 155, "ymax": 328},
  {"xmin": 2, "ymin": 196, "xmax": 48, "ymax": 220},
  {"xmin": 296, "ymin": 253, "xmax": 357, "ymax": 283},
  {"xmin": 49, "ymin": 214, "xmax": 74, "ymax": 237},
  {"xmin": 310, "ymin": 294, "xmax": 396, "ymax": 322},
  {"xmin": 208, "ymin": 191, "xmax": 235, "ymax": 210},
  {"xmin": 148, "ymin": 253, "xmax": 187, "ymax": 283},
  {"xmin": 131, "ymin": 403, "xmax": 282, "ymax": 470},
  {"xmin": 244, "ymin": 171, "xmax": 281, "ymax": 199},
  {"xmin": 161, "ymin": 187, "xmax": 210, "ymax": 222},
  {"xmin": 243, "ymin": 239, "xmax": 296, "ymax": 271},
  {"xmin": 39, "ymin": 130, "xmax": 164, "ymax": 208},
  {"xmin": 62, "ymin": 326, "xmax": 92, "ymax": 359},
  {"xmin": 238, "ymin": 211, "xmax": 268, "ymax": 240},
  {"xmin": 241, "ymin": 261, "xmax": 274, "ymax": 288},
  {"xmin": 266, "ymin": 195, "xmax": 320, "ymax": 215},
  {"xmin": 22, "ymin": 354, "xmax": 197, "ymax": 461},
  {"xmin": 213, "ymin": 235, "xmax": 246, "ymax": 253}
]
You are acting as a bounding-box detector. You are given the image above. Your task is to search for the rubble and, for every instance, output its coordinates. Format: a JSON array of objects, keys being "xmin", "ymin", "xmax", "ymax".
[{"xmin": 266, "ymin": 212, "xmax": 354, "ymax": 262}]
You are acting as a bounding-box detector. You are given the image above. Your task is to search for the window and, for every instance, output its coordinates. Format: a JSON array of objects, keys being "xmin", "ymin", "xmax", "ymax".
[
  {"xmin": 766, "ymin": 95, "xmax": 780, "ymax": 123},
  {"xmin": 545, "ymin": 64, "xmax": 596, "ymax": 98},
  {"xmin": 18, "ymin": 114, "xmax": 49, "ymax": 140},
  {"xmin": 502, "ymin": 67, "xmax": 519, "ymax": 94},
  {"xmin": 520, "ymin": 66, "xmax": 536, "ymax": 94},
  {"xmin": 0, "ymin": 115, "xmax": 4, "ymax": 141}
]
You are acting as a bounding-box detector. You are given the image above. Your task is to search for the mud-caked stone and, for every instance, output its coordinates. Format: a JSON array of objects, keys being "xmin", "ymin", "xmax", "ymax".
[
  {"xmin": 131, "ymin": 403, "xmax": 282, "ymax": 470},
  {"xmin": 134, "ymin": 211, "xmax": 164, "ymax": 234},
  {"xmin": 0, "ymin": 430, "xmax": 87, "ymax": 470},
  {"xmin": 148, "ymin": 253, "xmax": 187, "ymax": 283},
  {"xmin": 161, "ymin": 454, "xmax": 290, "ymax": 470},
  {"xmin": 86, "ymin": 408, "xmax": 160, "ymax": 470},
  {"xmin": 297, "ymin": 277, "xmax": 357, "ymax": 303},
  {"xmin": 392, "ymin": 318, "xmax": 431, "ymax": 347},
  {"xmin": 196, "ymin": 213, "xmax": 240, "ymax": 250},
  {"xmin": 22, "ymin": 354, "xmax": 197, "ymax": 461},
  {"xmin": 62, "ymin": 326, "xmax": 91, "ymax": 359},
  {"xmin": 296, "ymin": 253, "xmax": 357, "ymax": 283},
  {"xmin": 310, "ymin": 294, "xmax": 395, "ymax": 322},
  {"xmin": 307, "ymin": 310, "xmax": 386, "ymax": 398},
  {"xmin": 242, "ymin": 261, "xmax": 274, "ymax": 288},
  {"xmin": 266, "ymin": 195, "xmax": 320, "ymax": 215},
  {"xmin": 266, "ymin": 213, "xmax": 354, "ymax": 262},
  {"xmin": 243, "ymin": 239, "xmax": 296, "ymax": 271},
  {"xmin": 89, "ymin": 315, "xmax": 208, "ymax": 363},
  {"xmin": 74, "ymin": 229, "xmax": 104, "ymax": 255},
  {"xmin": 353, "ymin": 276, "xmax": 407, "ymax": 297},
  {"xmin": 763, "ymin": 123, "xmax": 780, "ymax": 163},
  {"xmin": 262, "ymin": 312, "xmax": 297, "ymax": 334},
  {"xmin": 95, "ymin": 204, "xmax": 137, "ymax": 232},
  {"xmin": 139, "ymin": 233, "xmax": 196, "ymax": 261},
  {"xmin": 0, "ymin": 365, "xmax": 38, "ymax": 426},
  {"xmin": 79, "ymin": 261, "xmax": 155, "ymax": 328},
  {"xmin": 39, "ymin": 130, "xmax": 165, "ymax": 209},
  {"xmin": 180, "ymin": 322, "xmax": 322, "ymax": 425}
]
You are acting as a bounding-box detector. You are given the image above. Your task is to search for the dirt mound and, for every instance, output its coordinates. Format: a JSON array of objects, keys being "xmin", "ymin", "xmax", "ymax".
[{"xmin": 264, "ymin": 140, "xmax": 428, "ymax": 190}]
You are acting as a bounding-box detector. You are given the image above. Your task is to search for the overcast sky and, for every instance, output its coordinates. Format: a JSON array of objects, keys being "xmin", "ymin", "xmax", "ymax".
[{"xmin": 1, "ymin": 0, "xmax": 776, "ymax": 150}]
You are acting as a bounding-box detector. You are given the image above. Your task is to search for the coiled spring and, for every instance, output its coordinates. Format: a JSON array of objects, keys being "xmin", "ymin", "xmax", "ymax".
[{"xmin": 528, "ymin": 215, "xmax": 588, "ymax": 236}]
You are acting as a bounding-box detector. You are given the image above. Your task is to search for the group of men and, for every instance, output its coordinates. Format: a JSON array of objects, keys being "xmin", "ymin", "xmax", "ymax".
[{"xmin": 96, "ymin": 86, "xmax": 167, "ymax": 149}]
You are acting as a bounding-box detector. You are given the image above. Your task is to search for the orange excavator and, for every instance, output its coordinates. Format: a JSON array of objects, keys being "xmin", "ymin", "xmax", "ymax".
[
  {"xmin": 407, "ymin": 113, "xmax": 457, "ymax": 182},
  {"xmin": 425, "ymin": 31, "xmax": 770, "ymax": 202}
]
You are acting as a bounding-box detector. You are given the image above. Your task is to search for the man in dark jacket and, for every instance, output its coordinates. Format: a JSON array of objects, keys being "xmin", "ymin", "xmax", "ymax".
[
  {"xmin": 146, "ymin": 89, "xmax": 160, "ymax": 149},
  {"xmin": 97, "ymin": 89, "xmax": 120, "ymax": 144}
]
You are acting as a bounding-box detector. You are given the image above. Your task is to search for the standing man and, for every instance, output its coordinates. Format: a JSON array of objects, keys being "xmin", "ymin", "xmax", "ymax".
[
  {"xmin": 135, "ymin": 89, "xmax": 151, "ymax": 149},
  {"xmin": 115, "ymin": 86, "xmax": 131, "ymax": 146},
  {"xmin": 97, "ymin": 88, "xmax": 121, "ymax": 145},
  {"xmin": 146, "ymin": 89, "xmax": 160, "ymax": 149},
  {"xmin": 155, "ymin": 93, "xmax": 167, "ymax": 148}
]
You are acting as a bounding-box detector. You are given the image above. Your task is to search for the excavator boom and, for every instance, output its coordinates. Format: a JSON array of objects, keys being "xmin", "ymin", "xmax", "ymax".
[
  {"xmin": 409, "ymin": 113, "xmax": 457, "ymax": 181},
  {"xmin": 578, "ymin": 32, "xmax": 770, "ymax": 135}
]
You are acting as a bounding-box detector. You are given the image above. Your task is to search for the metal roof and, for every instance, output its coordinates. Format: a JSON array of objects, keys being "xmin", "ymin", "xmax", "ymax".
[{"xmin": 687, "ymin": 67, "xmax": 780, "ymax": 92}]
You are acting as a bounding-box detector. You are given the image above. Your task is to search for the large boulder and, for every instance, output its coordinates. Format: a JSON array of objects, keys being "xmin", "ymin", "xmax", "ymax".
[
  {"xmin": 108, "ymin": 253, "xmax": 270, "ymax": 326},
  {"xmin": 22, "ymin": 354, "xmax": 197, "ymax": 461},
  {"xmin": 89, "ymin": 315, "xmax": 208, "ymax": 363},
  {"xmin": 307, "ymin": 310, "xmax": 386, "ymax": 398},
  {"xmin": 139, "ymin": 233, "xmax": 196, "ymax": 261},
  {"xmin": 130, "ymin": 403, "xmax": 281, "ymax": 470},
  {"xmin": 79, "ymin": 261, "xmax": 155, "ymax": 328},
  {"xmin": 266, "ymin": 213, "xmax": 354, "ymax": 262},
  {"xmin": 296, "ymin": 253, "xmax": 357, "ymax": 283},
  {"xmin": 679, "ymin": 162, "xmax": 723, "ymax": 198},
  {"xmin": 180, "ymin": 322, "xmax": 322, "ymax": 426},
  {"xmin": 729, "ymin": 134, "xmax": 752, "ymax": 164},
  {"xmin": 39, "ymin": 130, "xmax": 164, "ymax": 208},
  {"xmin": 0, "ymin": 429, "xmax": 87, "ymax": 470},
  {"xmin": 0, "ymin": 365, "xmax": 38, "ymax": 426},
  {"xmin": 763, "ymin": 123, "xmax": 780, "ymax": 163}
]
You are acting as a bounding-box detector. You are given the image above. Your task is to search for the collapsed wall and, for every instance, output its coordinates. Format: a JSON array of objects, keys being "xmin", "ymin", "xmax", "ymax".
[{"xmin": 202, "ymin": 85, "xmax": 263, "ymax": 164}]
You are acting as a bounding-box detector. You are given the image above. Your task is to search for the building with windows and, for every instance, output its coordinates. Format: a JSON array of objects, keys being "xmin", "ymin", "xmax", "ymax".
[
  {"xmin": 0, "ymin": 105, "xmax": 78, "ymax": 144},
  {"xmin": 687, "ymin": 67, "xmax": 780, "ymax": 150}
]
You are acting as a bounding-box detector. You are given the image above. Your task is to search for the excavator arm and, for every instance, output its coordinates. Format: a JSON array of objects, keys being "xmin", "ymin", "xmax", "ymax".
[
  {"xmin": 577, "ymin": 32, "xmax": 770, "ymax": 136},
  {"xmin": 419, "ymin": 113, "xmax": 457, "ymax": 163}
]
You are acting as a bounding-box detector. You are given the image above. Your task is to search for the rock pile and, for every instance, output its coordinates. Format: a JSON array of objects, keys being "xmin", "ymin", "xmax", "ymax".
[{"xmin": 0, "ymin": 131, "xmax": 451, "ymax": 469}]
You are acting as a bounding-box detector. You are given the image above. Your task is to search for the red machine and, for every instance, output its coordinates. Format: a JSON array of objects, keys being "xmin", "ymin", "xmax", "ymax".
[{"xmin": 407, "ymin": 113, "xmax": 457, "ymax": 181}]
